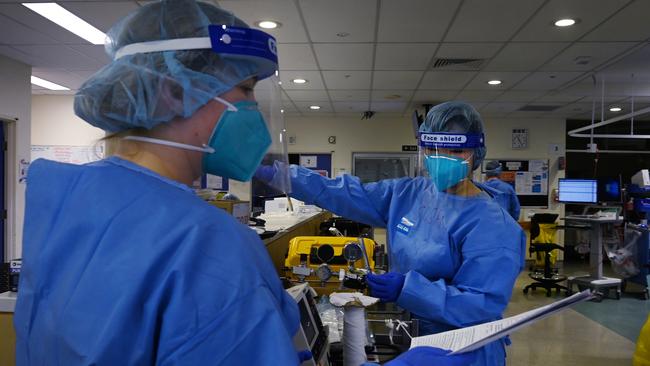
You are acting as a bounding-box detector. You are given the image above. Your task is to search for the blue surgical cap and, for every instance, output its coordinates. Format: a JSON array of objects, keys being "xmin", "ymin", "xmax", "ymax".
[
  {"xmin": 74, "ymin": 0, "xmax": 271, "ymax": 132},
  {"xmin": 485, "ymin": 160, "xmax": 502, "ymax": 177},
  {"xmin": 419, "ymin": 101, "xmax": 487, "ymax": 170}
]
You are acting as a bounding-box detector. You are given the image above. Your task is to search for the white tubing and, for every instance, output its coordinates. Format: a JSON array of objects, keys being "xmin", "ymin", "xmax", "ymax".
[{"xmin": 343, "ymin": 306, "xmax": 367, "ymax": 366}]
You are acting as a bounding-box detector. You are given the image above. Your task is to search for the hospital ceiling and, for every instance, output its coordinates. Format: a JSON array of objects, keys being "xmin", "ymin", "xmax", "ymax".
[{"xmin": 2, "ymin": 0, "xmax": 650, "ymax": 120}]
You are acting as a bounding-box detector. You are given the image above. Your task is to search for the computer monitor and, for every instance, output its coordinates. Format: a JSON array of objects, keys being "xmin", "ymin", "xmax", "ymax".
[
  {"xmin": 558, "ymin": 178, "xmax": 598, "ymax": 204},
  {"xmin": 598, "ymin": 177, "xmax": 622, "ymax": 203}
]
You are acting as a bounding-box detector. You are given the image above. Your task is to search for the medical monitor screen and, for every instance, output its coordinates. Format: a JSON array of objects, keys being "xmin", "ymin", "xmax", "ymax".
[
  {"xmin": 558, "ymin": 179, "xmax": 597, "ymax": 204},
  {"xmin": 298, "ymin": 298, "xmax": 317, "ymax": 346},
  {"xmin": 598, "ymin": 178, "xmax": 621, "ymax": 203}
]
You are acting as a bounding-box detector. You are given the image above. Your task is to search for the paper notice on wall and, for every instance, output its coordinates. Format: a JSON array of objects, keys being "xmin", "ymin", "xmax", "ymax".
[
  {"xmin": 515, "ymin": 171, "xmax": 547, "ymax": 195},
  {"xmin": 505, "ymin": 162, "xmax": 521, "ymax": 170},
  {"xmin": 206, "ymin": 174, "xmax": 224, "ymax": 190},
  {"xmin": 31, "ymin": 144, "xmax": 104, "ymax": 165},
  {"xmin": 300, "ymin": 155, "xmax": 317, "ymax": 168},
  {"xmin": 529, "ymin": 160, "xmax": 547, "ymax": 172}
]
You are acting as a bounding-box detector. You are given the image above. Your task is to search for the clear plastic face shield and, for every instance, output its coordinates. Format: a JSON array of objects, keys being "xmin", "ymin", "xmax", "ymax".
[
  {"xmin": 417, "ymin": 132, "xmax": 485, "ymax": 192},
  {"xmin": 115, "ymin": 25, "xmax": 290, "ymax": 193}
]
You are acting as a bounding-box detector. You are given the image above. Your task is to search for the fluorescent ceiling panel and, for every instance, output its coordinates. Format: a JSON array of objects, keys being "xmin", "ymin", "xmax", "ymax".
[{"xmin": 22, "ymin": 2, "xmax": 106, "ymax": 45}]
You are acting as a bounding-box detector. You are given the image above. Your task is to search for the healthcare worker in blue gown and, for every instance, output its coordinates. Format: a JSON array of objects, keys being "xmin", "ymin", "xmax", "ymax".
[
  {"xmin": 13, "ymin": 1, "xmax": 472, "ymax": 365},
  {"xmin": 259, "ymin": 101, "xmax": 526, "ymax": 366},
  {"xmin": 483, "ymin": 161, "xmax": 521, "ymax": 221}
]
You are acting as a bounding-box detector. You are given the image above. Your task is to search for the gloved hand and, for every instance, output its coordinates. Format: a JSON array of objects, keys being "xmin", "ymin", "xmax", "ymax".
[
  {"xmin": 254, "ymin": 164, "xmax": 277, "ymax": 182},
  {"xmin": 297, "ymin": 350, "xmax": 313, "ymax": 364},
  {"xmin": 366, "ymin": 272, "xmax": 405, "ymax": 303},
  {"xmin": 385, "ymin": 347, "xmax": 477, "ymax": 366}
]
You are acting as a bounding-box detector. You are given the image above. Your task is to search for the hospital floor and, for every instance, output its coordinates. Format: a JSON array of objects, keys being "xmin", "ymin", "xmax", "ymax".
[{"xmin": 504, "ymin": 262, "xmax": 648, "ymax": 365}]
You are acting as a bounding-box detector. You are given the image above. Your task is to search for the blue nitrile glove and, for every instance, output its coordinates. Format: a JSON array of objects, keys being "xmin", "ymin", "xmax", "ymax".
[
  {"xmin": 366, "ymin": 272, "xmax": 405, "ymax": 303},
  {"xmin": 297, "ymin": 350, "xmax": 313, "ymax": 364},
  {"xmin": 384, "ymin": 347, "xmax": 477, "ymax": 366},
  {"xmin": 254, "ymin": 164, "xmax": 276, "ymax": 182}
]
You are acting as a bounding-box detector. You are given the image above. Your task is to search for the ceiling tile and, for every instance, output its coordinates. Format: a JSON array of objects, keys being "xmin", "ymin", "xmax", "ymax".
[
  {"xmin": 493, "ymin": 90, "xmax": 546, "ymax": 103},
  {"xmin": 313, "ymin": 43, "xmax": 373, "ymax": 70},
  {"xmin": 333, "ymin": 101, "xmax": 370, "ymax": 113},
  {"xmin": 464, "ymin": 71, "xmax": 529, "ymax": 90},
  {"xmin": 445, "ymin": 0, "xmax": 545, "ymax": 42},
  {"xmin": 582, "ymin": 1, "xmax": 650, "ymax": 41},
  {"xmin": 436, "ymin": 42, "xmax": 503, "ymax": 60},
  {"xmin": 371, "ymin": 90, "xmax": 412, "ymax": 102},
  {"xmin": 0, "ymin": 4, "xmax": 84, "ymax": 44},
  {"xmin": 277, "ymin": 44, "xmax": 317, "ymax": 70},
  {"xmin": 0, "ymin": 45, "xmax": 37, "ymax": 65},
  {"xmin": 284, "ymin": 89, "xmax": 329, "ymax": 102},
  {"xmin": 377, "ymin": 0, "xmax": 460, "ymax": 42},
  {"xmin": 300, "ymin": 0, "xmax": 376, "ymax": 42},
  {"xmin": 513, "ymin": 0, "xmax": 629, "ymax": 42},
  {"xmin": 540, "ymin": 42, "xmax": 637, "ymax": 72},
  {"xmin": 372, "ymin": 71, "xmax": 423, "ymax": 90},
  {"xmin": 67, "ymin": 44, "xmax": 110, "ymax": 66},
  {"xmin": 322, "ymin": 71, "xmax": 371, "ymax": 89},
  {"xmin": 369, "ymin": 101, "xmax": 407, "ymax": 113},
  {"xmin": 419, "ymin": 71, "xmax": 477, "ymax": 89},
  {"xmin": 454, "ymin": 90, "xmax": 502, "ymax": 102},
  {"xmin": 279, "ymin": 70, "xmax": 325, "ymax": 89},
  {"xmin": 219, "ymin": 0, "xmax": 308, "ymax": 43},
  {"xmin": 412, "ymin": 90, "xmax": 458, "ymax": 103},
  {"xmin": 60, "ymin": 1, "xmax": 139, "ymax": 33},
  {"xmin": 375, "ymin": 43, "xmax": 437, "ymax": 70},
  {"xmin": 329, "ymin": 90, "xmax": 370, "ymax": 102},
  {"xmin": 13, "ymin": 44, "xmax": 106, "ymax": 69},
  {"xmin": 31, "ymin": 69, "xmax": 86, "ymax": 89},
  {"xmin": 484, "ymin": 42, "xmax": 569, "ymax": 71},
  {"xmin": 481, "ymin": 102, "xmax": 527, "ymax": 113},
  {"xmin": 512, "ymin": 72, "xmax": 583, "ymax": 90},
  {"xmin": 534, "ymin": 92, "xmax": 584, "ymax": 103},
  {"xmin": 294, "ymin": 101, "xmax": 333, "ymax": 113}
]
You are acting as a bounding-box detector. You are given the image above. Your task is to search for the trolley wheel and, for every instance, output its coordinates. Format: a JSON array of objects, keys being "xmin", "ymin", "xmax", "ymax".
[
  {"xmin": 523, "ymin": 288, "xmax": 529, "ymax": 294},
  {"xmin": 546, "ymin": 290, "xmax": 552, "ymax": 297}
]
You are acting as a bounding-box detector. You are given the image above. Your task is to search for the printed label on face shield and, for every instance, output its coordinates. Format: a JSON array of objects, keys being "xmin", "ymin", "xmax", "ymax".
[
  {"xmin": 396, "ymin": 216, "xmax": 415, "ymax": 235},
  {"xmin": 418, "ymin": 133, "xmax": 484, "ymax": 149}
]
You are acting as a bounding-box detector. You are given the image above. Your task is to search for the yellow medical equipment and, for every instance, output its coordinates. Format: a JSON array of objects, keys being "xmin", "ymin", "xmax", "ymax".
[{"xmin": 285, "ymin": 236, "xmax": 376, "ymax": 295}]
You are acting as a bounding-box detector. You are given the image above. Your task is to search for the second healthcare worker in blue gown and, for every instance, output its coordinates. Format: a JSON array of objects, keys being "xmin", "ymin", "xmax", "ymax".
[
  {"xmin": 260, "ymin": 102, "xmax": 526, "ymax": 366},
  {"xmin": 484, "ymin": 160, "xmax": 521, "ymax": 221},
  {"xmin": 13, "ymin": 1, "xmax": 470, "ymax": 365}
]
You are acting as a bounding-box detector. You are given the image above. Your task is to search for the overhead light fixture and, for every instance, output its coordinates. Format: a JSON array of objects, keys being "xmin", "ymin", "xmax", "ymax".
[
  {"xmin": 256, "ymin": 20, "xmax": 280, "ymax": 29},
  {"xmin": 309, "ymin": 105, "xmax": 321, "ymax": 110},
  {"xmin": 487, "ymin": 80, "xmax": 502, "ymax": 85},
  {"xmin": 31, "ymin": 76, "xmax": 70, "ymax": 91},
  {"xmin": 554, "ymin": 18, "xmax": 576, "ymax": 27},
  {"xmin": 292, "ymin": 78, "xmax": 308, "ymax": 84},
  {"xmin": 22, "ymin": 3, "xmax": 106, "ymax": 45},
  {"xmin": 609, "ymin": 106, "xmax": 622, "ymax": 112}
]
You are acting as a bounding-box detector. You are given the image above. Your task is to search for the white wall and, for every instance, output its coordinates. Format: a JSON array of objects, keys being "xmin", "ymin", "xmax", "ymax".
[
  {"xmin": 0, "ymin": 54, "xmax": 31, "ymax": 260},
  {"xmin": 285, "ymin": 116, "xmax": 416, "ymax": 176},
  {"xmin": 31, "ymin": 95, "xmax": 104, "ymax": 145}
]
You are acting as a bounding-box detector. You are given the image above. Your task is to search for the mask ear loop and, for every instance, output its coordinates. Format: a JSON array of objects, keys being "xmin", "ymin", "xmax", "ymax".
[
  {"xmin": 123, "ymin": 136, "xmax": 216, "ymax": 153},
  {"xmin": 213, "ymin": 96, "xmax": 238, "ymax": 112}
]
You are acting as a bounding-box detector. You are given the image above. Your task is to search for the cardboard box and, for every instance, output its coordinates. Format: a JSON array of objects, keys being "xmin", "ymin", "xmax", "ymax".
[{"xmin": 209, "ymin": 200, "xmax": 250, "ymax": 225}]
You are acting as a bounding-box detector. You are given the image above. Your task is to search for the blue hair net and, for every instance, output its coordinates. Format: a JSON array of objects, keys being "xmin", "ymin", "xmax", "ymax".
[
  {"xmin": 74, "ymin": 0, "xmax": 271, "ymax": 132},
  {"xmin": 485, "ymin": 160, "xmax": 502, "ymax": 177},
  {"xmin": 419, "ymin": 101, "xmax": 487, "ymax": 170}
]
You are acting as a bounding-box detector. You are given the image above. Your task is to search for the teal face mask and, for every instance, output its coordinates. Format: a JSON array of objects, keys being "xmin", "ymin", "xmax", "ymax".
[
  {"xmin": 424, "ymin": 154, "xmax": 470, "ymax": 191},
  {"xmin": 203, "ymin": 98, "xmax": 272, "ymax": 181}
]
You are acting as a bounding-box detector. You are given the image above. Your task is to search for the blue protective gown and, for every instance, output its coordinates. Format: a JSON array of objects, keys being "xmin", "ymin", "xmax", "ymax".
[
  {"xmin": 289, "ymin": 166, "xmax": 525, "ymax": 366},
  {"xmin": 14, "ymin": 157, "xmax": 300, "ymax": 366},
  {"xmin": 484, "ymin": 178, "xmax": 521, "ymax": 221}
]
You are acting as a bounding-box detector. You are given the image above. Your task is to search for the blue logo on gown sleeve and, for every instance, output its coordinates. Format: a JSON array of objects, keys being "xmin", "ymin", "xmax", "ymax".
[{"xmin": 396, "ymin": 216, "xmax": 415, "ymax": 235}]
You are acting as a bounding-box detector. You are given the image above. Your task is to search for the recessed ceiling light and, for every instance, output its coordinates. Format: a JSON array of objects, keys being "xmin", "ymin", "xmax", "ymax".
[
  {"xmin": 22, "ymin": 3, "xmax": 106, "ymax": 45},
  {"xmin": 487, "ymin": 80, "xmax": 502, "ymax": 85},
  {"xmin": 256, "ymin": 20, "xmax": 281, "ymax": 29},
  {"xmin": 609, "ymin": 106, "xmax": 622, "ymax": 112},
  {"xmin": 309, "ymin": 105, "xmax": 321, "ymax": 110},
  {"xmin": 30, "ymin": 76, "xmax": 70, "ymax": 91},
  {"xmin": 554, "ymin": 18, "xmax": 576, "ymax": 27},
  {"xmin": 292, "ymin": 78, "xmax": 308, "ymax": 84},
  {"xmin": 280, "ymin": 109, "xmax": 285, "ymax": 113}
]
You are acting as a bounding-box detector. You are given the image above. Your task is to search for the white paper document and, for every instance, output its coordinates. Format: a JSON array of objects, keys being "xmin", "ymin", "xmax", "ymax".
[{"xmin": 409, "ymin": 290, "xmax": 593, "ymax": 354}]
